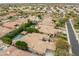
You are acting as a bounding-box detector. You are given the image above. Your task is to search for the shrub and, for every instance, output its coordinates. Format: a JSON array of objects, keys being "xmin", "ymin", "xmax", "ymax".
[
  {"xmin": 2, "ymin": 23, "xmax": 24, "ymax": 39},
  {"xmin": 2, "ymin": 37, "xmax": 12, "ymax": 45},
  {"xmin": 1, "ymin": 22, "xmax": 38, "ymax": 45},
  {"xmin": 8, "ymin": 16, "xmax": 13, "ymax": 19},
  {"xmin": 55, "ymin": 19, "xmax": 65, "ymax": 28},
  {"xmin": 55, "ymin": 49, "xmax": 69, "ymax": 56},
  {"xmin": 74, "ymin": 25, "xmax": 79, "ymax": 29},
  {"xmin": 27, "ymin": 21, "xmax": 36, "ymax": 26},
  {"xmin": 26, "ymin": 27, "xmax": 39, "ymax": 33},
  {"xmin": 55, "ymin": 39, "xmax": 69, "ymax": 56},
  {"xmin": 57, "ymin": 33, "xmax": 67, "ymax": 41},
  {"xmin": 15, "ymin": 41, "xmax": 28, "ymax": 50},
  {"xmin": 37, "ymin": 15, "xmax": 42, "ymax": 19},
  {"xmin": 56, "ymin": 39, "xmax": 69, "ymax": 51},
  {"xmin": 74, "ymin": 22, "xmax": 79, "ymax": 29}
]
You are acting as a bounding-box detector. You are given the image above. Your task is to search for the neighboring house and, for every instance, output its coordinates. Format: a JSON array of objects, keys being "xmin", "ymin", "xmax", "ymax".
[{"xmin": 0, "ymin": 46, "xmax": 32, "ymax": 56}]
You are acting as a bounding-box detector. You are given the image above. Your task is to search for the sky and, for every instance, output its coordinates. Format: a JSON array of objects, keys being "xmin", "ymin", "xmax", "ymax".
[{"xmin": 0, "ymin": 0, "xmax": 79, "ymax": 3}]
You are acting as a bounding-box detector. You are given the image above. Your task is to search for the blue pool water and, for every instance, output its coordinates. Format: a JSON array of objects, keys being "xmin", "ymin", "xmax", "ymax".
[{"xmin": 13, "ymin": 34, "xmax": 24, "ymax": 40}]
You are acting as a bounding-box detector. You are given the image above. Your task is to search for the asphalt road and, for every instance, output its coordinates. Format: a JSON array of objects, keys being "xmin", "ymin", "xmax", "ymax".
[{"xmin": 66, "ymin": 20, "xmax": 79, "ymax": 56}]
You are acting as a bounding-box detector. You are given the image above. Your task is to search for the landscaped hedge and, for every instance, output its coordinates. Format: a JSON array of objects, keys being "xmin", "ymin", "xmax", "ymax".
[
  {"xmin": 22, "ymin": 21, "xmax": 39, "ymax": 33},
  {"xmin": 26, "ymin": 27, "xmax": 39, "ymax": 33},
  {"xmin": 15, "ymin": 41, "xmax": 28, "ymax": 50},
  {"xmin": 2, "ymin": 37, "xmax": 12, "ymax": 45},
  {"xmin": 1, "ymin": 21, "xmax": 39, "ymax": 45}
]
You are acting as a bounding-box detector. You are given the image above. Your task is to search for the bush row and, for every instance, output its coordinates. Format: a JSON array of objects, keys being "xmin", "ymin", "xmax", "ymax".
[{"xmin": 1, "ymin": 21, "xmax": 39, "ymax": 45}]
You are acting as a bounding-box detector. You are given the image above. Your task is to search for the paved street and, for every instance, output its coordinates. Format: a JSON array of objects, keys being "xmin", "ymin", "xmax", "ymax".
[{"xmin": 66, "ymin": 20, "xmax": 79, "ymax": 56}]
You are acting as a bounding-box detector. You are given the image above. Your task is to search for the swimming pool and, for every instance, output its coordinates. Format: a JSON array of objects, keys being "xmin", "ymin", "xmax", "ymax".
[{"xmin": 13, "ymin": 34, "xmax": 24, "ymax": 40}]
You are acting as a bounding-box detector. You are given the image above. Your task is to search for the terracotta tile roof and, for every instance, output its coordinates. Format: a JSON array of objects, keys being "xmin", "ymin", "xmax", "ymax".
[
  {"xmin": 2, "ymin": 18, "xmax": 27, "ymax": 29},
  {"xmin": 0, "ymin": 46, "xmax": 32, "ymax": 56},
  {"xmin": 0, "ymin": 26, "xmax": 12, "ymax": 37},
  {"xmin": 38, "ymin": 25, "xmax": 59, "ymax": 34},
  {"xmin": 19, "ymin": 33, "xmax": 56, "ymax": 55}
]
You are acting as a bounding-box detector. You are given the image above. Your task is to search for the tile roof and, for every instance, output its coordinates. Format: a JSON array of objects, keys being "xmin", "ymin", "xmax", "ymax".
[
  {"xmin": 19, "ymin": 33, "xmax": 56, "ymax": 55},
  {"xmin": 0, "ymin": 46, "xmax": 32, "ymax": 56}
]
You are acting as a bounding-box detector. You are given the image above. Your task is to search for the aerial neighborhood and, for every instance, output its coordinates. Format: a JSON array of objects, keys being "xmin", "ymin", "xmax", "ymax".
[{"xmin": 0, "ymin": 4, "xmax": 79, "ymax": 56}]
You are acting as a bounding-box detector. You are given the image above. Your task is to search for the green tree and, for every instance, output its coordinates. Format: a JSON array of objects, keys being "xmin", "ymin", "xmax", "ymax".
[{"xmin": 26, "ymin": 27, "xmax": 39, "ymax": 33}]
